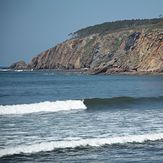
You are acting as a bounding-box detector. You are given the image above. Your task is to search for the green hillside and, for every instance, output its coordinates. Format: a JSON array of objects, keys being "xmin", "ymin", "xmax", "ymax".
[{"xmin": 72, "ymin": 18, "xmax": 163, "ymax": 38}]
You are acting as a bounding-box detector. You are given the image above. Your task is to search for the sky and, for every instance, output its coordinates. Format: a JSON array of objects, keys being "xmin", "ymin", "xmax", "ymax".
[{"xmin": 0, "ymin": 0, "xmax": 163, "ymax": 66}]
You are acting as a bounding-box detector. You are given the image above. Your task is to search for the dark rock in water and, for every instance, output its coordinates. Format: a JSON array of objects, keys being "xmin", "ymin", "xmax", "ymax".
[
  {"xmin": 125, "ymin": 32, "xmax": 141, "ymax": 51},
  {"xmin": 9, "ymin": 60, "xmax": 27, "ymax": 70},
  {"xmin": 0, "ymin": 66, "xmax": 7, "ymax": 69}
]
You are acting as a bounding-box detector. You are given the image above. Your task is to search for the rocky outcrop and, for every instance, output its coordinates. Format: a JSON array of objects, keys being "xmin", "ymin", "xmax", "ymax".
[
  {"xmin": 124, "ymin": 32, "xmax": 141, "ymax": 51},
  {"xmin": 9, "ymin": 60, "xmax": 27, "ymax": 70},
  {"xmin": 8, "ymin": 18, "xmax": 162, "ymax": 74},
  {"xmin": 27, "ymin": 28, "xmax": 163, "ymax": 74}
]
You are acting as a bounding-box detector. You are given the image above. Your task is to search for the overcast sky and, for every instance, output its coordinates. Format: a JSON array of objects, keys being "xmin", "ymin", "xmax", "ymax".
[{"xmin": 0, "ymin": 0, "xmax": 163, "ymax": 66}]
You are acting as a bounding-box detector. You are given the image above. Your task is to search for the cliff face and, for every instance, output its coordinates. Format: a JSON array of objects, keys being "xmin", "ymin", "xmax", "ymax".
[{"xmin": 27, "ymin": 27, "xmax": 163, "ymax": 73}]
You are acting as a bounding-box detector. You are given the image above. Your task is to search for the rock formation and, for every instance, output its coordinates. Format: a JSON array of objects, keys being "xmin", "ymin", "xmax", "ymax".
[
  {"xmin": 12, "ymin": 18, "xmax": 163, "ymax": 74},
  {"xmin": 9, "ymin": 60, "xmax": 27, "ymax": 70}
]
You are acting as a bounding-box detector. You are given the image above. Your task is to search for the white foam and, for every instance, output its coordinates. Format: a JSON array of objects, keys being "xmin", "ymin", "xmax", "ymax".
[
  {"xmin": 0, "ymin": 100, "xmax": 86, "ymax": 115},
  {"xmin": 0, "ymin": 133, "xmax": 163, "ymax": 157},
  {"xmin": 15, "ymin": 70, "xmax": 23, "ymax": 72}
]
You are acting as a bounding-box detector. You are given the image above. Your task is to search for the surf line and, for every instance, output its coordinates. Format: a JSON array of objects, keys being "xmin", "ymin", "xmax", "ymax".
[
  {"xmin": 0, "ymin": 100, "xmax": 86, "ymax": 115},
  {"xmin": 0, "ymin": 133, "xmax": 163, "ymax": 157}
]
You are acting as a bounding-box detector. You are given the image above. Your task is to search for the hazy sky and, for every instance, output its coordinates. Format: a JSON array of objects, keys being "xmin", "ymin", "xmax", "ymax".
[{"xmin": 0, "ymin": 0, "xmax": 163, "ymax": 66}]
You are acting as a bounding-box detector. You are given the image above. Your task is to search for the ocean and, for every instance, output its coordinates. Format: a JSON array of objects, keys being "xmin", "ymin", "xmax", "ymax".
[{"xmin": 0, "ymin": 70, "xmax": 163, "ymax": 162}]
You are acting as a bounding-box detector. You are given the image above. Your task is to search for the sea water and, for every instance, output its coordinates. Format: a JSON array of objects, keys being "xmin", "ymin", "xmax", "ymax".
[{"xmin": 0, "ymin": 70, "xmax": 163, "ymax": 162}]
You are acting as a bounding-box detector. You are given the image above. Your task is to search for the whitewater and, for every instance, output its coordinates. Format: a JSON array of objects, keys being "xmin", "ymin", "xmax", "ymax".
[
  {"xmin": 1, "ymin": 71, "xmax": 163, "ymax": 162},
  {"xmin": 1, "ymin": 96, "xmax": 163, "ymax": 115},
  {"xmin": 1, "ymin": 133, "xmax": 163, "ymax": 157},
  {"xmin": 0, "ymin": 100, "xmax": 86, "ymax": 115}
]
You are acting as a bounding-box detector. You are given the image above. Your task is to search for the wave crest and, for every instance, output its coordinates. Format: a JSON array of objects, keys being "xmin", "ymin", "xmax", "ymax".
[
  {"xmin": 0, "ymin": 133, "xmax": 163, "ymax": 157},
  {"xmin": 1, "ymin": 96, "xmax": 163, "ymax": 115},
  {"xmin": 84, "ymin": 96, "xmax": 163, "ymax": 109},
  {"xmin": 0, "ymin": 100, "xmax": 86, "ymax": 115}
]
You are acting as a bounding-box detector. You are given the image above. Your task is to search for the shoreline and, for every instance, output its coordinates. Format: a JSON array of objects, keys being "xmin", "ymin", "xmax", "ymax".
[{"xmin": 1, "ymin": 68, "xmax": 163, "ymax": 75}]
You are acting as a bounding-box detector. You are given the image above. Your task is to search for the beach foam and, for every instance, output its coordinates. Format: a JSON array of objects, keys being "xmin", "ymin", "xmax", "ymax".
[{"xmin": 0, "ymin": 133, "xmax": 163, "ymax": 157}]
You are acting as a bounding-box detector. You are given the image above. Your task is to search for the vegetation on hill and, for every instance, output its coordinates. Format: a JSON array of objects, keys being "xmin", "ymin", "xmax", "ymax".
[{"xmin": 72, "ymin": 18, "xmax": 163, "ymax": 38}]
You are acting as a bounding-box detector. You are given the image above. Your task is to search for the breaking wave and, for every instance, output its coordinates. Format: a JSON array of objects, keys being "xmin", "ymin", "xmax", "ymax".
[
  {"xmin": 0, "ymin": 100, "xmax": 86, "ymax": 115},
  {"xmin": 84, "ymin": 96, "xmax": 163, "ymax": 109},
  {"xmin": 1, "ymin": 96, "xmax": 163, "ymax": 115},
  {"xmin": 1, "ymin": 133, "xmax": 163, "ymax": 157}
]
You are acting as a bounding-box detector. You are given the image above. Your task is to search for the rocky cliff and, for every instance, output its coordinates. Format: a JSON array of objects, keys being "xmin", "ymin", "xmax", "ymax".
[{"xmin": 14, "ymin": 18, "xmax": 163, "ymax": 74}]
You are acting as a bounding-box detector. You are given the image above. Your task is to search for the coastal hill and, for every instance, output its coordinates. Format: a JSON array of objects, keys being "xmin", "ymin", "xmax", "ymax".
[{"xmin": 11, "ymin": 18, "xmax": 163, "ymax": 74}]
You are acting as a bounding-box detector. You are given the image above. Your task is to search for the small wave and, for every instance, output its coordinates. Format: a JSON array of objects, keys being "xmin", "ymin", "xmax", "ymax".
[
  {"xmin": 84, "ymin": 96, "xmax": 163, "ymax": 110},
  {"xmin": 0, "ymin": 100, "xmax": 86, "ymax": 115},
  {"xmin": 0, "ymin": 94, "xmax": 11, "ymax": 97},
  {"xmin": 0, "ymin": 133, "xmax": 163, "ymax": 157},
  {"xmin": 14, "ymin": 70, "xmax": 23, "ymax": 72},
  {"xmin": 0, "ymin": 69, "xmax": 10, "ymax": 72}
]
